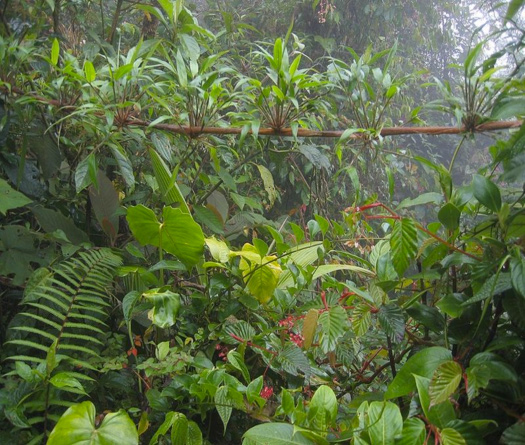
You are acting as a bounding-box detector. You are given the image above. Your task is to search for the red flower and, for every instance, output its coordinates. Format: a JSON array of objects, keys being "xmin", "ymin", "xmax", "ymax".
[{"xmin": 260, "ymin": 386, "xmax": 274, "ymax": 400}]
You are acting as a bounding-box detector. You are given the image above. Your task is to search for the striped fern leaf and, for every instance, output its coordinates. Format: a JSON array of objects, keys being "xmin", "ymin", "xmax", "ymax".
[{"xmin": 7, "ymin": 248, "xmax": 122, "ymax": 364}]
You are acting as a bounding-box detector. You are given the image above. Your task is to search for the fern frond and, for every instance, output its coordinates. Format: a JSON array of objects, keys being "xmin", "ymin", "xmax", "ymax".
[{"xmin": 7, "ymin": 248, "xmax": 122, "ymax": 364}]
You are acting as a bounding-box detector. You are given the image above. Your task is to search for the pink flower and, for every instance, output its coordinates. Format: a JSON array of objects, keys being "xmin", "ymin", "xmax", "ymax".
[
  {"xmin": 260, "ymin": 386, "xmax": 274, "ymax": 400},
  {"xmin": 290, "ymin": 333, "xmax": 304, "ymax": 348}
]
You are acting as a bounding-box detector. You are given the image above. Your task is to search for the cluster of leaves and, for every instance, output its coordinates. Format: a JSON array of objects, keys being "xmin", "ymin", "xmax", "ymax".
[{"xmin": 0, "ymin": 0, "xmax": 525, "ymax": 444}]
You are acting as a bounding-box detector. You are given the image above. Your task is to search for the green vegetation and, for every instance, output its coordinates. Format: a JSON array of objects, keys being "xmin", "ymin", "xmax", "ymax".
[{"xmin": 1, "ymin": 0, "xmax": 524, "ymax": 443}]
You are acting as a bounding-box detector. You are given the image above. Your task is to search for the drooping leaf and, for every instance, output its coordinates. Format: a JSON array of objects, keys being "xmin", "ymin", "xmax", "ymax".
[
  {"xmin": 308, "ymin": 385, "xmax": 337, "ymax": 434},
  {"xmin": 473, "ymin": 175, "xmax": 501, "ymax": 213},
  {"xmin": 505, "ymin": 0, "xmax": 525, "ymax": 23},
  {"xmin": 396, "ymin": 418, "xmax": 426, "ymax": 445},
  {"xmin": 227, "ymin": 350, "xmax": 250, "ymax": 383},
  {"xmin": 277, "ymin": 344, "xmax": 310, "ymax": 378},
  {"xmin": 462, "ymin": 273, "xmax": 512, "ymax": 306},
  {"xmin": 75, "ymin": 152, "xmax": 98, "ymax": 193},
  {"xmin": 510, "ymin": 256, "xmax": 525, "ymax": 298},
  {"xmin": 429, "ymin": 360, "xmax": 463, "ymax": 406},
  {"xmin": 440, "ymin": 428, "xmax": 467, "ymax": 445},
  {"xmin": 397, "ymin": 193, "xmax": 444, "ymax": 210},
  {"xmin": 311, "ymin": 264, "xmax": 374, "ymax": 281},
  {"xmin": 390, "ymin": 218, "xmax": 418, "ymax": 276},
  {"xmin": 277, "ymin": 242, "xmax": 325, "ymax": 288},
  {"xmin": 47, "ymin": 401, "xmax": 138, "ymax": 445}
]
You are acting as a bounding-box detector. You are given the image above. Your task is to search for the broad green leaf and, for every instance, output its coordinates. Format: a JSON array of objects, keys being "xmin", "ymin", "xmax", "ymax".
[
  {"xmin": 390, "ymin": 218, "xmax": 417, "ymax": 276},
  {"xmin": 318, "ymin": 306, "xmax": 347, "ymax": 353},
  {"xmin": 50, "ymin": 373, "xmax": 86, "ymax": 394},
  {"xmin": 176, "ymin": 50, "xmax": 187, "ymax": 88},
  {"xmin": 143, "ymin": 289, "xmax": 181, "ymax": 328},
  {"xmin": 466, "ymin": 352, "xmax": 517, "ymax": 401},
  {"xmin": 309, "ymin": 386, "xmax": 337, "ymax": 433},
  {"xmin": 302, "ymin": 309, "xmax": 319, "ymax": 349},
  {"xmin": 396, "ymin": 418, "xmax": 426, "ymax": 445},
  {"xmin": 171, "ymin": 413, "xmax": 189, "ymax": 444},
  {"xmin": 51, "ymin": 38, "xmax": 59, "ymax": 66},
  {"xmin": 243, "ymin": 423, "xmax": 314, "ymax": 445},
  {"xmin": 429, "ymin": 361, "xmax": 463, "ymax": 406},
  {"xmin": 473, "ymin": 175, "xmax": 501, "ymax": 212},
  {"xmin": 502, "ymin": 421, "xmax": 525, "ymax": 444},
  {"xmin": 368, "ymin": 401, "xmax": 403, "ymax": 445},
  {"xmin": 214, "ymin": 386, "xmax": 232, "ymax": 434},
  {"xmin": 386, "ymin": 347, "xmax": 452, "ymax": 399},
  {"xmin": 47, "ymin": 401, "xmax": 138, "ymax": 445},
  {"xmin": 440, "ymin": 428, "xmax": 466, "ymax": 445},
  {"xmin": 32, "ymin": 206, "xmax": 89, "ymax": 245},
  {"xmin": 0, "ymin": 178, "xmax": 32, "ymax": 215},
  {"xmin": 126, "ymin": 205, "xmax": 204, "ymax": 267},
  {"xmin": 491, "ymin": 96, "xmax": 525, "ymax": 120},
  {"xmin": 84, "ymin": 60, "xmax": 96, "ymax": 82},
  {"xmin": 187, "ymin": 421, "xmax": 203, "ymax": 445},
  {"xmin": 438, "ymin": 202, "xmax": 461, "ymax": 230},
  {"xmin": 352, "ymin": 303, "xmax": 371, "ymax": 336},
  {"xmin": 239, "ymin": 244, "xmax": 281, "ymax": 303}
]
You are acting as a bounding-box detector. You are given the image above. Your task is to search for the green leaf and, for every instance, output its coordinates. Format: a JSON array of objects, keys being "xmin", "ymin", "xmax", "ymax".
[
  {"xmin": 256, "ymin": 164, "xmax": 277, "ymax": 207},
  {"xmin": 143, "ymin": 289, "xmax": 181, "ymax": 329},
  {"xmin": 505, "ymin": 0, "xmax": 525, "ymax": 23},
  {"xmin": 49, "ymin": 372, "xmax": 87, "ymax": 394},
  {"xmin": 243, "ymin": 423, "xmax": 314, "ymax": 445},
  {"xmin": 368, "ymin": 401, "xmax": 403, "ymax": 445},
  {"xmin": 126, "ymin": 205, "xmax": 204, "ymax": 267},
  {"xmin": 149, "ymin": 149, "xmax": 189, "ymax": 213},
  {"xmin": 277, "ymin": 242, "xmax": 325, "ymax": 288},
  {"xmin": 277, "ymin": 344, "xmax": 310, "ymax": 378},
  {"xmin": 318, "ymin": 305, "xmax": 347, "ymax": 353},
  {"xmin": 311, "ymin": 264, "xmax": 374, "ymax": 281},
  {"xmin": 510, "ymin": 256, "xmax": 525, "ymax": 297},
  {"xmin": 462, "ymin": 273, "xmax": 512, "ymax": 306},
  {"xmin": 214, "ymin": 386, "xmax": 232, "ymax": 434},
  {"xmin": 109, "ymin": 143, "xmax": 135, "ymax": 190},
  {"xmin": 378, "ymin": 304, "xmax": 405, "ymax": 341},
  {"xmin": 473, "ymin": 175, "xmax": 501, "ymax": 212},
  {"xmin": 205, "ymin": 237, "xmax": 231, "ymax": 263},
  {"xmin": 397, "ymin": 193, "xmax": 443, "ymax": 210},
  {"xmin": 84, "ymin": 60, "xmax": 96, "ymax": 82},
  {"xmin": 171, "ymin": 413, "xmax": 189, "ymax": 444},
  {"xmin": 227, "ymin": 350, "xmax": 250, "ymax": 383},
  {"xmin": 308, "ymin": 386, "xmax": 337, "ymax": 433},
  {"xmin": 0, "ymin": 178, "xmax": 32, "ymax": 215},
  {"xmin": 47, "ymin": 401, "xmax": 138, "ymax": 445},
  {"xmin": 385, "ymin": 347, "xmax": 452, "ymax": 399},
  {"xmin": 32, "ymin": 205, "xmax": 89, "ymax": 245},
  {"xmin": 75, "ymin": 153, "xmax": 98, "ymax": 193},
  {"xmin": 390, "ymin": 218, "xmax": 418, "ymax": 276},
  {"xmin": 440, "ymin": 428, "xmax": 466, "ymax": 445},
  {"xmin": 491, "ymin": 96, "xmax": 525, "ymax": 120},
  {"xmin": 429, "ymin": 361, "xmax": 463, "ymax": 406},
  {"xmin": 51, "ymin": 38, "xmax": 59, "ymax": 66},
  {"xmin": 502, "ymin": 421, "xmax": 525, "ymax": 444},
  {"xmin": 396, "ymin": 418, "xmax": 426, "ymax": 445},
  {"xmin": 438, "ymin": 203, "xmax": 461, "ymax": 231}
]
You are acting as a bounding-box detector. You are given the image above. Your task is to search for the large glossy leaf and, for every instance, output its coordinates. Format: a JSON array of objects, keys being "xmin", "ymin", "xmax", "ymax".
[
  {"xmin": 390, "ymin": 218, "xmax": 417, "ymax": 276},
  {"xmin": 473, "ymin": 175, "xmax": 501, "ymax": 213},
  {"xmin": 277, "ymin": 344, "xmax": 311, "ymax": 378},
  {"xmin": 126, "ymin": 205, "xmax": 204, "ymax": 267},
  {"xmin": 438, "ymin": 202, "xmax": 461, "ymax": 231},
  {"xmin": 368, "ymin": 401, "xmax": 403, "ymax": 445},
  {"xmin": 378, "ymin": 303, "xmax": 405, "ymax": 341},
  {"xmin": 429, "ymin": 360, "xmax": 463, "ymax": 406},
  {"xmin": 47, "ymin": 401, "xmax": 138, "ymax": 445},
  {"xmin": 311, "ymin": 264, "xmax": 374, "ymax": 281},
  {"xmin": 385, "ymin": 347, "xmax": 452, "ymax": 399},
  {"xmin": 0, "ymin": 178, "xmax": 32, "ymax": 215},
  {"xmin": 510, "ymin": 255, "xmax": 525, "ymax": 298},
  {"xmin": 214, "ymin": 386, "xmax": 232, "ymax": 434},
  {"xmin": 75, "ymin": 152, "xmax": 98, "ymax": 193},
  {"xmin": 243, "ymin": 423, "xmax": 314, "ymax": 445},
  {"xmin": 462, "ymin": 273, "xmax": 512, "ymax": 306},
  {"xmin": 277, "ymin": 242, "xmax": 325, "ymax": 289},
  {"xmin": 440, "ymin": 428, "xmax": 466, "ymax": 445},
  {"xmin": 309, "ymin": 386, "xmax": 337, "ymax": 433}
]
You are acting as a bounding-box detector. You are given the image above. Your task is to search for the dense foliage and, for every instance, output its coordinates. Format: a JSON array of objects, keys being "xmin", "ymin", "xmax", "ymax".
[{"xmin": 1, "ymin": 0, "xmax": 525, "ymax": 444}]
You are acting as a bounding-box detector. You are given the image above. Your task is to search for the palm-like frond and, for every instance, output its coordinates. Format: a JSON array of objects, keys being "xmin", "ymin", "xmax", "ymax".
[{"xmin": 7, "ymin": 248, "xmax": 122, "ymax": 365}]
